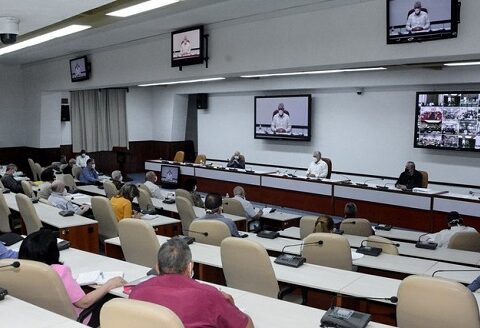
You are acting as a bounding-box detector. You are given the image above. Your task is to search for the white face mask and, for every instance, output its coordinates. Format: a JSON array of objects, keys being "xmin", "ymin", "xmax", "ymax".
[
  {"xmin": 234, "ymin": 155, "xmax": 239, "ymax": 160},
  {"xmin": 193, "ymin": 185, "xmax": 197, "ymax": 191},
  {"xmin": 81, "ymin": 154, "xmax": 86, "ymax": 158},
  {"xmin": 119, "ymin": 176, "xmax": 123, "ymax": 182},
  {"xmin": 91, "ymin": 164, "xmax": 96, "ymax": 169}
]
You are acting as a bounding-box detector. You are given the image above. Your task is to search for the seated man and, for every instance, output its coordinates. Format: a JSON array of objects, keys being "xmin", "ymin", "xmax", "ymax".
[
  {"xmin": 1, "ymin": 164, "xmax": 24, "ymax": 193},
  {"xmin": 227, "ymin": 151, "xmax": 245, "ymax": 169},
  {"xmin": 144, "ymin": 171, "xmax": 164, "ymax": 199},
  {"xmin": 270, "ymin": 103, "xmax": 292, "ymax": 133},
  {"xmin": 468, "ymin": 275, "xmax": 480, "ymax": 292},
  {"xmin": 111, "ymin": 170, "xmax": 124, "ymax": 190},
  {"xmin": 198, "ymin": 193, "xmax": 242, "ymax": 237},
  {"xmin": 232, "ymin": 186, "xmax": 263, "ymax": 232},
  {"xmin": 395, "ymin": 161, "xmax": 423, "ymax": 190},
  {"xmin": 79, "ymin": 159, "xmax": 99, "ymax": 185},
  {"xmin": 48, "ymin": 181, "xmax": 91, "ymax": 215},
  {"xmin": 0, "ymin": 243, "xmax": 17, "ymax": 259},
  {"xmin": 344, "ymin": 202, "xmax": 358, "ymax": 219},
  {"xmin": 424, "ymin": 211, "xmax": 478, "ymax": 248},
  {"xmin": 37, "ymin": 166, "xmax": 56, "ymax": 199},
  {"xmin": 62, "ymin": 158, "xmax": 76, "ymax": 176},
  {"xmin": 406, "ymin": 1, "xmax": 430, "ymax": 33},
  {"xmin": 306, "ymin": 151, "xmax": 328, "ymax": 178},
  {"xmin": 130, "ymin": 238, "xmax": 253, "ymax": 328}
]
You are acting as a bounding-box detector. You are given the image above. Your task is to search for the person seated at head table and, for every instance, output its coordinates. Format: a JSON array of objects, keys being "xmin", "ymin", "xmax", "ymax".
[
  {"xmin": 395, "ymin": 161, "xmax": 423, "ymax": 190},
  {"xmin": 270, "ymin": 102, "xmax": 292, "ymax": 134},
  {"xmin": 184, "ymin": 178, "xmax": 204, "ymax": 208},
  {"xmin": 62, "ymin": 158, "xmax": 77, "ymax": 176},
  {"xmin": 468, "ymin": 275, "xmax": 480, "ymax": 293},
  {"xmin": 405, "ymin": 1, "xmax": 430, "ymax": 33},
  {"xmin": 306, "ymin": 151, "xmax": 328, "ymax": 179},
  {"xmin": 18, "ymin": 229, "xmax": 126, "ymax": 325},
  {"xmin": 198, "ymin": 193, "xmax": 242, "ymax": 237},
  {"xmin": 227, "ymin": 151, "xmax": 245, "ymax": 169},
  {"xmin": 111, "ymin": 170, "xmax": 124, "ymax": 190},
  {"xmin": 129, "ymin": 238, "xmax": 253, "ymax": 328},
  {"xmin": 75, "ymin": 149, "xmax": 90, "ymax": 168},
  {"xmin": 424, "ymin": 211, "xmax": 478, "ymax": 248},
  {"xmin": 313, "ymin": 215, "xmax": 335, "ymax": 233},
  {"xmin": 79, "ymin": 159, "xmax": 99, "ymax": 185},
  {"xmin": 1, "ymin": 163, "xmax": 25, "ymax": 194},
  {"xmin": 48, "ymin": 181, "xmax": 91, "ymax": 216},
  {"xmin": 37, "ymin": 166, "xmax": 56, "ymax": 200},
  {"xmin": 232, "ymin": 185, "xmax": 263, "ymax": 232},
  {"xmin": 111, "ymin": 183, "xmax": 142, "ymax": 222},
  {"xmin": 144, "ymin": 171, "xmax": 165, "ymax": 199}
]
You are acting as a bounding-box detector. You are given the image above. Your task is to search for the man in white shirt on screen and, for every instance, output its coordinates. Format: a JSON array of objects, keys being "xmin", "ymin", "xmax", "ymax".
[
  {"xmin": 306, "ymin": 151, "xmax": 328, "ymax": 179},
  {"xmin": 232, "ymin": 186, "xmax": 263, "ymax": 231},
  {"xmin": 179, "ymin": 35, "xmax": 191, "ymax": 56},
  {"xmin": 271, "ymin": 103, "xmax": 292, "ymax": 134},
  {"xmin": 405, "ymin": 1, "xmax": 430, "ymax": 33}
]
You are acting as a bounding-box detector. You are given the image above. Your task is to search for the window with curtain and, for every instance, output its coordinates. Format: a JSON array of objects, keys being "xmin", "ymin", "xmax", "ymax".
[{"xmin": 70, "ymin": 89, "xmax": 128, "ymax": 152}]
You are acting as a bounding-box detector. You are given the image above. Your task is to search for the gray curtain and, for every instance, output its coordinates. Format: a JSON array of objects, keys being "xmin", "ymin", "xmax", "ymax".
[{"xmin": 71, "ymin": 89, "xmax": 128, "ymax": 152}]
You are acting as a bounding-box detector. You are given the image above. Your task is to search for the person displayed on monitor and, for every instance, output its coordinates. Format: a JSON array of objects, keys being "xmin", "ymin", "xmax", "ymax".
[
  {"xmin": 395, "ymin": 161, "xmax": 423, "ymax": 190},
  {"xmin": 270, "ymin": 103, "xmax": 292, "ymax": 134},
  {"xmin": 179, "ymin": 35, "xmax": 191, "ymax": 56},
  {"xmin": 423, "ymin": 211, "xmax": 478, "ymax": 248},
  {"xmin": 227, "ymin": 151, "xmax": 245, "ymax": 169},
  {"xmin": 405, "ymin": 1, "xmax": 430, "ymax": 33},
  {"xmin": 475, "ymin": 132, "xmax": 480, "ymax": 149},
  {"xmin": 306, "ymin": 151, "xmax": 328, "ymax": 179}
]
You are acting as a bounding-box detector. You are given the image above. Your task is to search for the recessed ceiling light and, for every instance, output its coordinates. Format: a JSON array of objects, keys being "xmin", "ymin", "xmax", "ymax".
[
  {"xmin": 444, "ymin": 61, "xmax": 480, "ymax": 67},
  {"xmin": 138, "ymin": 77, "xmax": 226, "ymax": 86},
  {"xmin": 240, "ymin": 67, "xmax": 386, "ymax": 78},
  {"xmin": 106, "ymin": 0, "xmax": 180, "ymax": 17},
  {"xmin": 0, "ymin": 24, "xmax": 91, "ymax": 56}
]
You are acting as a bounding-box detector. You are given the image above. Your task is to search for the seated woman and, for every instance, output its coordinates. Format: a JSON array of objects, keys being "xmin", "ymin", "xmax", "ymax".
[
  {"xmin": 424, "ymin": 211, "xmax": 478, "ymax": 247},
  {"xmin": 184, "ymin": 178, "xmax": 204, "ymax": 208},
  {"xmin": 18, "ymin": 229, "xmax": 126, "ymax": 325},
  {"xmin": 37, "ymin": 166, "xmax": 56, "ymax": 199},
  {"xmin": 110, "ymin": 184, "xmax": 141, "ymax": 222},
  {"xmin": 313, "ymin": 215, "xmax": 335, "ymax": 233}
]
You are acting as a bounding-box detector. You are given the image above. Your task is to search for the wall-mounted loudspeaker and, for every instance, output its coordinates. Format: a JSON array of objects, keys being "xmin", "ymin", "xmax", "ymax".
[
  {"xmin": 196, "ymin": 93, "xmax": 208, "ymax": 109},
  {"xmin": 61, "ymin": 105, "xmax": 70, "ymax": 122}
]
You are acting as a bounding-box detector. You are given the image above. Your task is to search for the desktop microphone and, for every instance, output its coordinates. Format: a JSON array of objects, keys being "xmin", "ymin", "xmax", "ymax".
[
  {"xmin": 376, "ymin": 182, "xmax": 395, "ymax": 190},
  {"xmin": 0, "ymin": 261, "xmax": 20, "ymax": 269},
  {"xmin": 432, "ymin": 269, "xmax": 480, "ymax": 277},
  {"xmin": 335, "ymin": 174, "xmax": 352, "ymax": 184},
  {"xmin": 356, "ymin": 239, "xmax": 400, "ymax": 257},
  {"xmin": 415, "ymin": 232, "xmax": 438, "ymax": 250},
  {"xmin": 356, "ymin": 178, "xmax": 383, "ymax": 187},
  {"xmin": 287, "ymin": 170, "xmax": 297, "ymax": 178},
  {"xmin": 275, "ymin": 241, "xmax": 323, "ymax": 268}
]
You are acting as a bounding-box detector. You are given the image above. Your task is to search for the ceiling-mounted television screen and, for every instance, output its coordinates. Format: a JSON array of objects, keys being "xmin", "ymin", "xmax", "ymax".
[
  {"xmin": 387, "ymin": 0, "xmax": 460, "ymax": 44},
  {"xmin": 171, "ymin": 25, "xmax": 204, "ymax": 67},
  {"xmin": 69, "ymin": 56, "xmax": 90, "ymax": 82},
  {"xmin": 414, "ymin": 92, "xmax": 480, "ymax": 151},
  {"xmin": 254, "ymin": 95, "xmax": 312, "ymax": 141}
]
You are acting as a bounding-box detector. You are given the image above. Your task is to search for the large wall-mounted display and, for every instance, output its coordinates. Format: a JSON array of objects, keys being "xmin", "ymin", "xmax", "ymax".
[
  {"xmin": 414, "ymin": 92, "xmax": 480, "ymax": 151},
  {"xmin": 387, "ymin": 0, "xmax": 460, "ymax": 44},
  {"xmin": 171, "ymin": 26, "xmax": 204, "ymax": 67}
]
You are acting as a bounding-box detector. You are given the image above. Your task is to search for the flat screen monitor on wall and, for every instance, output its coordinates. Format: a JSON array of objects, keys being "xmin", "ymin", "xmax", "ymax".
[
  {"xmin": 254, "ymin": 95, "xmax": 312, "ymax": 141},
  {"xmin": 387, "ymin": 0, "xmax": 460, "ymax": 44},
  {"xmin": 171, "ymin": 26, "xmax": 204, "ymax": 67},
  {"xmin": 69, "ymin": 56, "xmax": 90, "ymax": 82},
  {"xmin": 414, "ymin": 92, "xmax": 480, "ymax": 151},
  {"xmin": 160, "ymin": 165, "xmax": 180, "ymax": 188}
]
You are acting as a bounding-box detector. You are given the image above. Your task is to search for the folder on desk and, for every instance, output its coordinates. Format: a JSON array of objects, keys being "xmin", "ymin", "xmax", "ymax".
[{"xmin": 76, "ymin": 271, "xmax": 124, "ymax": 286}]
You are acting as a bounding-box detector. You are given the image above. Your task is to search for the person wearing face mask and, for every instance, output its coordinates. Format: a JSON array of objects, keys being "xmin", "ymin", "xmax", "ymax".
[
  {"xmin": 48, "ymin": 181, "xmax": 91, "ymax": 215},
  {"xmin": 395, "ymin": 161, "xmax": 423, "ymax": 190},
  {"xmin": 405, "ymin": 1, "xmax": 430, "ymax": 33},
  {"xmin": 271, "ymin": 103, "xmax": 292, "ymax": 134},
  {"xmin": 79, "ymin": 159, "xmax": 99, "ymax": 185},
  {"xmin": 184, "ymin": 178, "xmax": 204, "ymax": 207},
  {"xmin": 227, "ymin": 151, "xmax": 245, "ymax": 169},
  {"xmin": 0, "ymin": 163, "xmax": 24, "ymax": 193},
  {"xmin": 306, "ymin": 151, "xmax": 328, "ymax": 179},
  {"xmin": 144, "ymin": 171, "xmax": 165, "ymax": 199},
  {"xmin": 75, "ymin": 149, "xmax": 90, "ymax": 168},
  {"xmin": 129, "ymin": 238, "xmax": 253, "ymax": 328},
  {"xmin": 111, "ymin": 170, "xmax": 124, "ymax": 190}
]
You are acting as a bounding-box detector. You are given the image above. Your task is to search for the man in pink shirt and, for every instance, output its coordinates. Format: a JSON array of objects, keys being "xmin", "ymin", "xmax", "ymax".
[{"xmin": 130, "ymin": 238, "xmax": 254, "ymax": 328}]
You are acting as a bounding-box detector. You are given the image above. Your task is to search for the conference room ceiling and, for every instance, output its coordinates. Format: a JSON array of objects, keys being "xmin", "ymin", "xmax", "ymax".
[{"xmin": 0, "ymin": 0, "xmax": 369, "ymax": 65}]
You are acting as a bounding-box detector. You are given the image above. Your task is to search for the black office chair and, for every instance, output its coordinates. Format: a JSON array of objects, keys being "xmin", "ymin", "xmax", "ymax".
[
  {"xmin": 407, "ymin": 8, "xmax": 428, "ymax": 18},
  {"xmin": 272, "ymin": 109, "xmax": 290, "ymax": 118}
]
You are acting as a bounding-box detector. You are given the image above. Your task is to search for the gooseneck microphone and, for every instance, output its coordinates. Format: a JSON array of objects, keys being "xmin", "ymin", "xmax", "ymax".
[
  {"xmin": 415, "ymin": 232, "xmax": 438, "ymax": 250},
  {"xmin": 280, "ymin": 240, "xmax": 323, "ymax": 254},
  {"xmin": 432, "ymin": 269, "xmax": 480, "ymax": 277},
  {"xmin": 335, "ymin": 174, "xmax": 352, "ymax": 184},
  {"xmin": 275, "ymin": 241, "xmax": 323, "ymax": 268},
  {"xmin": 356, "ymin": 178, "xmax": 384, "ymax": 187},
  {"xmin": 0, "ymin": 261, "xmax": 20, "ymax": 269}
]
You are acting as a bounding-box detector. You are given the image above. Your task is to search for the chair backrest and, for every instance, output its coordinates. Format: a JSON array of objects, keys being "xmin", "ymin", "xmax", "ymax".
[
  {"xmin": 21, "ymin": 180, "xmax": 34, "ymax": 198},
  {"xmin": 173, "ymin": 151, "xmax": 185, "ymax": 163},
  {"xmin": 138, "ymin": 188, "xmax": 155, "ymax": 211},
  {"xmin": 299, "ymin": 215, "xmax": 318, "ymax": 239},
  {"xmin": 221, "ymin": 237, "xmax": 279, "ymax": 298},
  {"xmin": 340, "ymin": 218, "xmax": 373, "ymax": 237},
  {"xmin": 418, "ymin": 170, "xmax": 428, "ymax": 188},
  {"xmin": 0, "ymin": 259, "xmax": 77, "ymax": 320},
  {"xmin": 367, "ymin": 235, "xmax": 399, "ymax": 255},
  {"xmin": 34, "ymin": 163, "xmax": 43, "ymax": 180},
  {"xmin": 138, "ymin": 183, "xmax": 152, "ymax": 196},
  {"xmin": 189, "ymin": 220, "xmax": 231, "ymax": 246},
  {"xmin": 175, "ymin": 189, "xmax": 194, "ymax": 205},
  {"xmin": 322, "ymin": 157, "xmax": 332, "ymax": 179},
  {"xmin": 72, "ymin": 166, "xmax": 82, "ymax": 179},
  {"xmin": 62, "ymin": 174, "xmax": 77, "ymax": 189},
  {"xmin": 448, "ymin": 231, "xmax": 480, "ymax": 252},
  {"xmin": 27, "ymin": 158, "xmax": 37, "ymax": 180},
  {"xmin": 15, "ymin": 193, "xmax": 43, "ymax": 235},
  {"xmin": 194, "ymin": 154, "xmax": 207, "ymax": 164},
  {"xmin": 222, "ymin": 198, "xmax": 245, "ymax": 217},
  {"xmin": 397, "ymin": 275, "xmax": 480, "ymax": 328},
  {"xmin": 0, "ymin": 192, "xmax": 11, "ymax": 232},
  {"xmin": 302, "ymin": 233, "xmax": 353, "ymax": 270},
  {"xmin": 100, "ymin": 298, "xmax": 184, "ymax": 328},
  {"xmin": 175, "ymin": 196, "xmax": 197, "ymax": 235},
  {"xmin": 91, "ymin": 196, "xmax": 119, "ymax": 239},
  {"xmin": 118, "ymin": 219, "xmax": 160, "ymax": 268},
  {"xmin": 407, "ymin": 7, "xmax": 428, "ymax": 18},
  {"xmin": 103, "ymin": 181, "xmax": 119, "ymax": 199}
]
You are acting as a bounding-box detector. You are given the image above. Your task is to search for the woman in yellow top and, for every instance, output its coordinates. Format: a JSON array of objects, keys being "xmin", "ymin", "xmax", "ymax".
[
  {"xmin": 313, "ymin": 215, "xmax": 334, "ymax": 233},
  {"xmin": 110, "ymin": 184, "xmax": 141, "ymax": 221}
]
